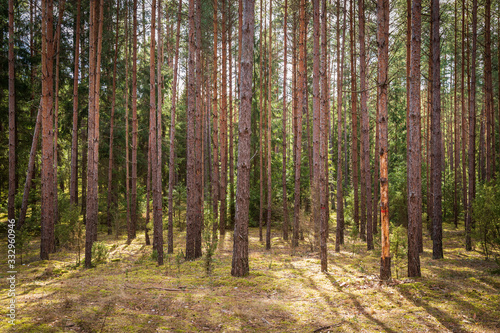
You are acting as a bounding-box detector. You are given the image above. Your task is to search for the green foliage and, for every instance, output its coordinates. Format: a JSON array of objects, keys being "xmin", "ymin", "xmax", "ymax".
[
  {"xmin": 388, "ymin": 164, "xmax": 408, "ymax": 227},
  {"xmin": 203, "ymin": 210, "xmax": 218, "ymax": 276},
  {"xmin": 91, "ymin": 242, "xmax": 109, "ymax": 265},
  {"xmin": 472, "ymin": 181, "xmax": 500, "ymax": 266}
]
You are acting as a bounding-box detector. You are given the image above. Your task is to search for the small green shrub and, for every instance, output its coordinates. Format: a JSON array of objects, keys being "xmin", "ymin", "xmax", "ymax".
[{"xmin": 91, "ymin": 242, "xmax": 109, "ymax": 265}]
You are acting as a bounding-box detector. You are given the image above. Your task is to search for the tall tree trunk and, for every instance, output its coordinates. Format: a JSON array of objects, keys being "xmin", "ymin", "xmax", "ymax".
[
  {"xmin": 319, "ymin": 0, "xmax": 329, "ymax": 271},
  {"xmin": 186, "ymin": 0, "xmax": 202, "ymax": 260},
  {"xmin": 312, "ymin": 0, "xmax": 321, "ymax": 253},
  {"xmin": 169, "ymin": 0, "xmax": 182, "ymax": 253},
  {"xmin": 407, "ymin": 0, "xmax": 422, "ymax": 277},
  {"xmin": 377, "ymin": 0, "xmax": 391, "ymax": 280},
  {"xmin": 8, "ymin": 0, "xmax": 15, "ymax": 222},
  {"xmin": 85, "ymin": 0, "xmax": 103, "ymax": 267},
  {"xmin": 282, "ymin": 0, "xmax": 290, "ymax": 241},
  {"xmin": 195, "ymin": 0, "xmax": 203, "ymax": 258},
  {"xmin": 258, "ymin": 0, "xmax": 264, "ymax": 243},
  {"xmin": 350, "ymin": 0, "xmax": 359, "ymax": 233},
  {"xmin": 431, "ymin": 0, "xmax": 443, "ymax": 259},
  {"xmin": 266, "ymin": 0, "xmax": 273, "ymax": 251},
  {"xmin": 293, "ymin": 0, "xmax": 306, "ymax": 248},
  {"xmin": 359, "ymin": 0, "xmax": 372, "ymax": 249},
  {"xmin": 130, "ymin": 0, "xmax": 138, "ymax": 242},
  {"xmin": 41, "ymin": 0, "xmax": 55, "ymax": 260},
  {"xmin": 231, "ymin": 0, "xmax": 255, "ymax": 277},
  {"xmin": 211, "ymin": 0, "xmax": 220, "ymax": 240},
  {"xmin": 453, "ymin": 0, "xmax": 459, "ymax": 229},
  {"xmin": 484, "ymin": 0, "xmax": 492, "ymax": 181},
  {"xmin": 154, "ymin": 0, "xmax": 164, "ymax": 265},
  {"xmin": 220, "ymin": 0, "xmax": 228, "ymax": 237},
  {"xmin": 70, "ymin": 0, "xmax": 81, "ymax": 207},
  {"xmin": 124, "ymin": 1, "xmax": 130, "ymax": 239},
  {"xmin": 53, "ymin": 0, "xmax": 66, "ymax": 228},
  {"xmin": 335, "ymin": 0, "xmax": 345, "ymax": 253},
  {"xmin": 107, "ymin": 0, "xmax": 120, "ymax": 236},
  {"xmin": 148, "ymin": 0, "xmax": 159, "ymax": 262},
  {"xmin": 466, "ymin": 0, "xmax": 477, "ymax": 252},
  {"xmin": 229, "ymin": 7, "xmax": 235, "ymax": 227}
]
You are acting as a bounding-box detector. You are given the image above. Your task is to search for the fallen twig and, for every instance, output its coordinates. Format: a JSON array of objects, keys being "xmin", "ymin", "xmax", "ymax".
[
  {"xmin": 313, "ymin": 321, "xmax": 345, "ymax": 332},
  {"xmin": 125, "ymin": 284, "xmax": 187, "ymax": 292}
]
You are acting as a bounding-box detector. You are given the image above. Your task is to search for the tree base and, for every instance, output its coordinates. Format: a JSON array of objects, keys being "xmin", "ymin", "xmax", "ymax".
[{"xmin": 380, "ymin": 256, "xmax": 391, "ymax": 281}]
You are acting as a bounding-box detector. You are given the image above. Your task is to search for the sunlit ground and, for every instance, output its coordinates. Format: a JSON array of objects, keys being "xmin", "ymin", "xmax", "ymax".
[{"xmin": 1, "ymin": 217, "xmax": 499, "ymax": 332}]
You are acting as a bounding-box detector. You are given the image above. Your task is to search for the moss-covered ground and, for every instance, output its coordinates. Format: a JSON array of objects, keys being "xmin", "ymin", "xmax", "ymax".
[{"xmin": 1, "ymin": 222, "xmax": 499, "ymax": 332}]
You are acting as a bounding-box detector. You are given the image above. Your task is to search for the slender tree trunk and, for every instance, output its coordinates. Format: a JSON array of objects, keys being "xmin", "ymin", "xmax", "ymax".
[
  {"xmin": 194, "ymin": 0, "xmax": 203, "ymax": 258},
  {"xmin": 148, "ymin": 0, "xmax": 159, "ymax": 261},
  {"xmin": 186, "ymin": 0, "xmax": 202, "ymax": 260},
  {"xmin": 229, "ymin": 8, "xmax": 235, "ymax": 227},
  {"xmin": 169, "ymin": 0, "xmax": 182, "ymax": 253},
  {"xmin": 293, "ymin": 0, "xmax": 306, "ymax": 248},
  {"xmin": 282, "ymin": 0, "xmax": 290, "ymax": 241},
  {"xmin": 407, "ymin": 0, "xmax": 422, "ymax": 277},
  {"xmin": 484, "ymin": 0, "xmax": 492, "ymax": 181},
  {"xmin": 350, "ymin": 0, "xmax": 359, "ymax": 233},
  {"xmin": 359, "ymin": 0, "xmax": 373, "ymax": 249},
  {"xmin": 466, "ymin": 0, "xmax": 477, "ymax": 252},
  {"xmin": 8, "ymin": 0, "xmax": 15, "ymax": 222},
  {"xmin": 258, "ymin": 0, "xmax": 264, "ymax": 242},
  {"xmin": 107, "ymin": 0, "xmax": 120, "ymax": 236},
  {"xmin": 335, "ymin": 0, "xmax": 345, "ymax": 253},
  {"xmin": 319, "ymin": 0, "xmax": 329, "ymax": 271},
  {"xmin": 130, "ymin": 0, "xmax": 138, "ymax": 242},
  {"xmin": 378, "ymin": 0, "xmax": 391, "ymax": 280},
  {"xmin": 155, "ymin": 0, "xmax": 164, "ymax": 265},
  {"xmin": 124, "ymin": 2, "xmax": 130, "ymax": 239},
  {"xmin": 53, "ymin": 0, "xmax": 65, "ymax": 228},
  {"xmin": 266, "ymin": 0, "xmax": 273, "ymax": 251},
  {"xmin": 41, "ymin": 0, "xmax": 55, "ymax": 260},
  {"xmin": 70, "ymin": 0, "xmax": 81, "ymax": 207},
  {"xmin": 431, "ymin": 0, "xmax": 443, "ymax": 259},
  {"xmin": 453, "ymin": 0, "xmax": 459, "ymax": 229},
  {"xmin": 312, "ymin": 0, "xmax": 321, "ymax": 254},
  {"xmin": 220, "ymin": 0, "xmax": 228, "ymax": 237},
  {"xmin": 211, "ymin": 0, "xmax": 220, "ymax": 240},
  {"xmin": 232, "ymin": 0, "xmax": 255, "ymax": 277}
]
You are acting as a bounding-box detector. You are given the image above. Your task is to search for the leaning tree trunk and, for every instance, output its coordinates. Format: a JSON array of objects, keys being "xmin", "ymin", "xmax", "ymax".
[{"xmin": 8, "ymin": 0, "xmax": 16, "ymax": 222}]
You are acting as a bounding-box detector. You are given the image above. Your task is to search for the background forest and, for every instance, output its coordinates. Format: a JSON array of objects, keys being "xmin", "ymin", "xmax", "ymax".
[{"xmin": 1, "ymin": 0, "xmax": 500, "ymax": 313}]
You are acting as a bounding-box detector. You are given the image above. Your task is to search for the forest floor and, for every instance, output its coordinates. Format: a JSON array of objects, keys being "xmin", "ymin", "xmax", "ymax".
[{"xmin": 1, "ymin": 220, "xmax": 500, "ymax": 333}]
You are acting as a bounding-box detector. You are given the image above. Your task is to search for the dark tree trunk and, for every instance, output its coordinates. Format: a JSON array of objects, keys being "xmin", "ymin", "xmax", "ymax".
[
  {"xmin": 232, "ymin": 0, "xmax": 255, "ymax": 277},
  {"xmin": 350, "ymin": 0, "xmax": 359, "ymax": 234},
  {"xmin": 282, "ymin": 0, "xmax": 290, "ymax": 241},
  {"xmin": 130, "ymin": 0, "xmax": 138, "ymax": 242},
  {"xmin": 266, "ymin": 0, "xmax": 273, "ymax": 251},
  {"xmin": 293, "ymin": 0, "xmax": 306, "ymax": 248},
  {"xmin": 70, "ymin": 0, "xmax": 81, "ymax": 207},
  {"xmin": 258, "ymin": 0, "xmax": 264, "ymax": 243},
  {"xmin": 407, "ymin": 0, "xmax": 422, "ymax": 277},
  {"xmin": 484, "ymin": 0, "xmax": 492, "ymax": 181},
  {"xmin": 211, "ymin": 0, "xmax": 220, "ymax": 241},
  {"xmin": 466, "ymin": 0, "xmax": 477, "ymax": 252},
  {"xmin": 431, "ymin": 0, "xmax": 443, "ymax": 259},
  {"xmin": 8, "ymin": 0, "xmax": 16, "ymax": 222},
  {"xmin": 359, "ymin": 0, "xmax": 372, "ymax": 249},
  {"xmin": 220, "ymin": 0, "xmax": 228, "ymax": 237}
]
